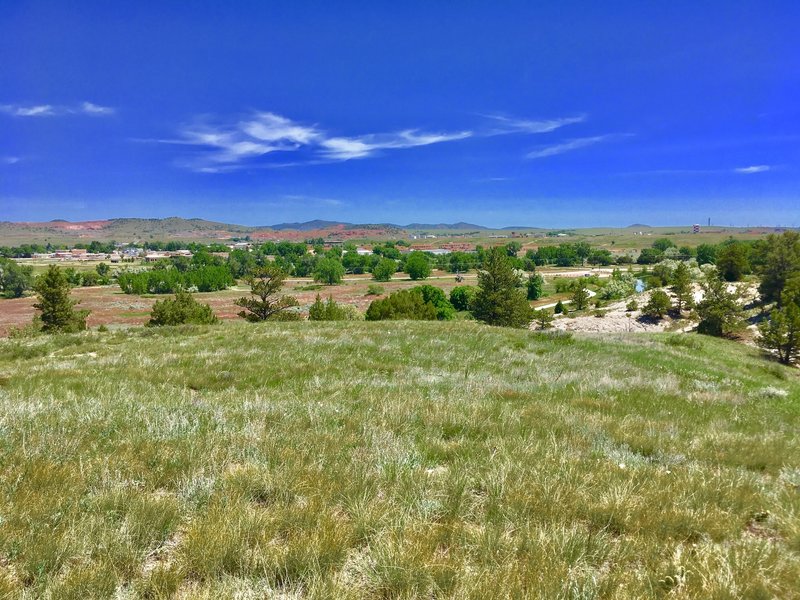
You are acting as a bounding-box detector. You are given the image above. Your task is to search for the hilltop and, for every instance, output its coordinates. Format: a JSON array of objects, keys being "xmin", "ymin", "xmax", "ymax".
[{"xmin": 0, "ymin": 321, "xmax": 798, "ymax": 597}]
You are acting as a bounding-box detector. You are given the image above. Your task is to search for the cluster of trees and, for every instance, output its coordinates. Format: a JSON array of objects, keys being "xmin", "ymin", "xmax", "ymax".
[
  {"xmin": 118, "ymin": 252, "xmax": 234, "ymax": 294},
  {"xmin": 118, "ymin": 265, "xmax": 234, "ymax": 294},
  {"xmin": 528, "ymin": 242, "xmax": 614, "ymax": 267},
  {"xmin": 0, "ymin": 257, "xmax": 34, "ymax": 298}
]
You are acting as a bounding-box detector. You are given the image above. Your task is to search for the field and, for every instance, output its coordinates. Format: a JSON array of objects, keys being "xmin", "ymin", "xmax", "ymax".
[
  {"xmin": 0, "ymin": 268, "xmax": 601, "ymax": 336},
  {"xmin": 0, "ymin": 321, "xmax": 798, "ymax": 598}
]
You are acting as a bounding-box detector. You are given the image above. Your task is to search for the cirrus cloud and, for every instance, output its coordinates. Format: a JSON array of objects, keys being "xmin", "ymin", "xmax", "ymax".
[{"xmin": 0, "ymin": 101, "xmax": 115, "ymax": 117}]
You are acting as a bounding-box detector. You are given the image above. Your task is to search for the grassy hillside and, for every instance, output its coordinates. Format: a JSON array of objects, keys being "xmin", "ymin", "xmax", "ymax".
[{"xmin": 0, "ymin": 322, "xmax": 798, "ymax": 598}]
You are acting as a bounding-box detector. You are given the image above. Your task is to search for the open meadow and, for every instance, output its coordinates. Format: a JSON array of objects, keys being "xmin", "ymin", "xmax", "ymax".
[{"xmin": 0, "ymin": 321, "xmax": 798, "ymax": 598}]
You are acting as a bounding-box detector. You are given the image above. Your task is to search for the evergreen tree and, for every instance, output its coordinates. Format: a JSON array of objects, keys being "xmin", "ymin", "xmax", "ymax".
[
  {"xmin": 642, "ymin": 290, "xmax": 671, "ymax": 319},
  {"xmin": 571, "ymin": 278, "xmax": 590, "ymax": 311},
  {"xmin": 527, "ymin": 273, "xmax": 544, "ymax": 300},
  {"xmin": 554, "ymin": 300, "xmax": 565, "ymax": 314},
  {"xmin": 716, "ymin": 242, "xmax": 750, "ymax": 281},
  {"xmin": 696, "ymin": 274, "xmax": 745, "ymax": 336},
  {"xmin": 33, "ymin": 265, "xmax": 89, "ymax": 332},
  {"xmin": 533, "ymin": 309, "xmax": 554, "ymax": 330},
  {"xmin": 758, "ymin": 304, "xmax": 800, "ymax": 365},
  {"xmin": 669, "ymin": 261, "xmax": 694, "ymax": 314},
  {"xmin": 472, "ymin": 246, "xmax": 532, "ymax": 328},
  {"xmin": 235, "ymin": 265, "xmax": 299, "ymax": 322},
  {"xmin": 758, "ymin": 231, "xmax": 800, "ymax": 306}
]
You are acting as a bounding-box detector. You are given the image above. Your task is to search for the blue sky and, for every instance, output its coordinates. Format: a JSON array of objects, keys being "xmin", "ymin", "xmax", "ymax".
[{"xmin": 1, "ymin": 1, "xmax": 798, "ymax": 227}]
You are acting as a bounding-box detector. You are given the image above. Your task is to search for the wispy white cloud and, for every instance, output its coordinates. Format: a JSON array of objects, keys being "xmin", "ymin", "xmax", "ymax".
[
  {"xmin": 154, "ymin": 112, "xmax": 475, "ymax": 171},
  {"xmin": 2, "ymin": 156, "xmax": 21, "ymax": 165},
  {"xmin": 526, "ymin": 134, "xmax": 621, "ymax": 159},
  {"xmin": 618, "ymin": 164, "xmax": 775, "ymax": 176},
  {"xmin": 484, "ymin": 114, "xmax": 586, "ymax": 135},
  {"xmin": 0, "ymin": 101, "xmax": 115, "ymax": 117},
  {"xmin": 80, "ymin": 101, "xmax": 115, "ymax": 116},
  {"xmin": 281, "ymin": 194, "xmax": 344, "ymax": 207},
  {"xmin": 734, "ymin": 165, "xmax": 771, "ymax": 174},
  {"xmin": 319, "ymin": 129, "xmax": 472, "ymax": 160},
  {"xmin": 147, "ymin": 110, "xmax": 590, "ymax": 172},
  {"xmin": 241, "ymin": 112, "xmax": 321, "ymax": 145}
]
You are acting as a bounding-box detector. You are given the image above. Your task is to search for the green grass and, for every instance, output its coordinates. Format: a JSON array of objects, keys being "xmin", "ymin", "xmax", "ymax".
[{"xmin": 0, "ymin": 322, "xmax": 799, "ymax": 598}]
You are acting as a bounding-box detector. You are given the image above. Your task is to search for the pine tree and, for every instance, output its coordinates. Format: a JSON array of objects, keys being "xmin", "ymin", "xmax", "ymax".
[
  {"xmin": 696, "ymin": 274, "xmax": 745, "ymax": 336},
  {"xmin": 527, "ymin": 273, "xmax": 544, "ymax": 300},
  {"xmin": 235, "ymin": 265, "xmax": 299, "ymax": 322},
  {"xmin": 571, "ymin": 278, "xmax": 590, "ymax": 311},
  {"xmin": 669, "ymin": 261, "xmax": 694, "ymax": 314},
  {"xmin": 472, "ymin": 246, "xmax": 532, "ymax": 328},
  {"xmin": 33, "ymin": 265, "xmax": 89, "ymax": 332},
  {"xmin": 758, "ymin": 304, "xmax": 800, "ymax": 365}
]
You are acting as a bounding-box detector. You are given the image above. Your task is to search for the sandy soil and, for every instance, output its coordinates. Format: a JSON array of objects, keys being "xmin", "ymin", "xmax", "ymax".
[{"xmin": 547, "ymin": 292, "xmax": 675, "ymax": 334}]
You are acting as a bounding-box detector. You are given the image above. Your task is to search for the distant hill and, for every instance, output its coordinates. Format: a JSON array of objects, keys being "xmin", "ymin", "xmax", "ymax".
[
  {"xmin": 270, "ymin": 220, "xmax": 349, "ymax": 231},
  {"xmin": 627, "ymin": 223, "xmax": 652, "ymax": 228},
  {"xmin": 402, "ymin": 222, "xmax": 487, "ymax": 230}
]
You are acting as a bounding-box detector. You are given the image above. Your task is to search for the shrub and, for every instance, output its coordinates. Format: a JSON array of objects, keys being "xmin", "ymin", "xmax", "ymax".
[
  {"xmin": 450, "ymin": 286, "xmax": 477, "ymax": 311},
  {"xmin": 366, "ymin": 284, "xmax": 385, "ymax": 296},
  {"xmin": 148, "ymin": 292, "xmax": 218, "ymax": 326},
  {"xmin": 554, "ymin": 300, "xmax": 565, "ymax": 314},
  {"xmin": 412, "ymin": 285, "xmax": 455, "ymax": 320},
  {"xmin": 308, "ymin": 295, "xmax": 360, "ymax": 321},
  {"xmin": 626, "ymin": 299, "xmax": 639, "ymax": 312},
  {"xmin": 365, "ymin": 289, "xmax": 437, "ymax": 321}
]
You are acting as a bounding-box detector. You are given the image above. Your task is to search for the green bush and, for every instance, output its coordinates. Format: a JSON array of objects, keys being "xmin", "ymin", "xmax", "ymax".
[
  {"xmin": 366, "ymin": 284, "xmax": 385, "ymax": 296},
  {"xmin": 450, "ymin": 286, "xmax": 477, "ymax": 311},
  {"xmin": 412, "ymin": 285, "xmax": 455, "ymax": 320},
  {"xmin": 308, "ymin": 295, "xmax": 361, "ymax": 321},
  {"xmin": 148, "ymin": 292, "xmax": 218, "ymax": 326},
  {"xmin": 365, "ymin": 289, "xmax": 438, "ymax": 321}
]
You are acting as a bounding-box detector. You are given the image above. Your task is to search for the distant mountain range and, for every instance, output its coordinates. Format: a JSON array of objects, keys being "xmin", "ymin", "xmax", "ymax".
[{"xmin": 0, "ymin": 217, "xmax": 547, "ymax": 244}]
